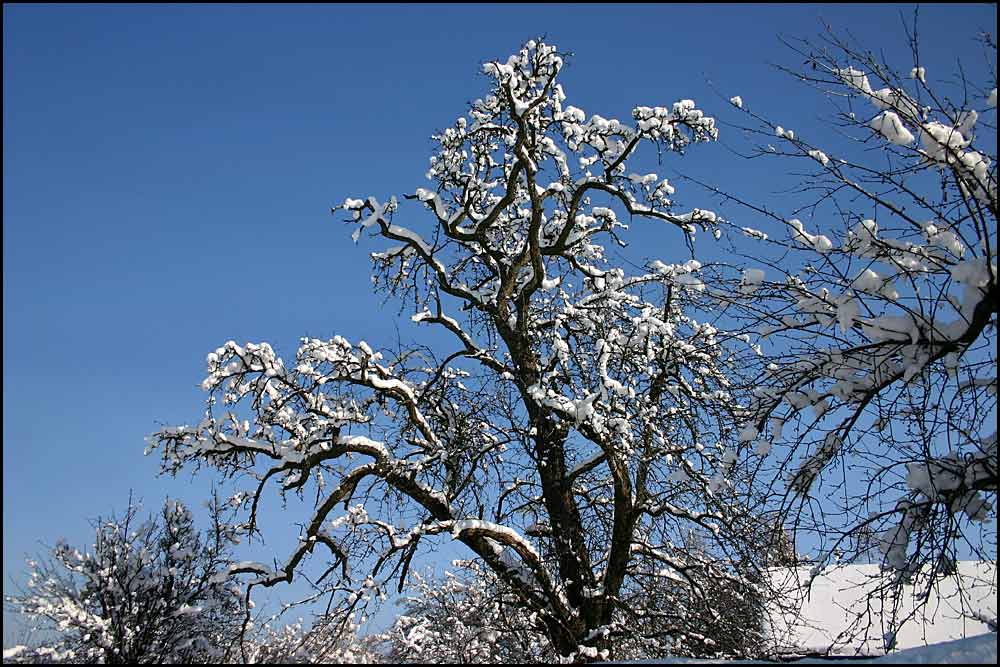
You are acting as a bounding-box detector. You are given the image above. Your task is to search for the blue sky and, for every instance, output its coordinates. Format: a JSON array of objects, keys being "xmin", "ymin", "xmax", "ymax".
[{"xmin": 4, "ymin": 3, "xmax": 996, "ymax": 644}]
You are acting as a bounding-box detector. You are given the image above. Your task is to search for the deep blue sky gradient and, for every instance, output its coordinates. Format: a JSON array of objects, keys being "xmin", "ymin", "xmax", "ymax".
[{"xmin": 4, "ymin": 2, "xmax": 996, "ymax": 644}]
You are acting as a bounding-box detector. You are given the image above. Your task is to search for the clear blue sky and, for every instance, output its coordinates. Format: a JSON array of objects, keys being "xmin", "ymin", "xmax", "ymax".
[{"xmin": 4, "ymin": 2, "xmax": 995, "ymax": 644}]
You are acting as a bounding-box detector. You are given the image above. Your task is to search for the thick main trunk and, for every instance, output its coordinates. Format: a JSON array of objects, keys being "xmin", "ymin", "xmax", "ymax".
[
  {"xmin": 497, "ymin": 319, "xmax": 610, "ymax": 659},
  {"xmin": 534, "ymin": 418, "xmax": 594, "ymax": 612}
]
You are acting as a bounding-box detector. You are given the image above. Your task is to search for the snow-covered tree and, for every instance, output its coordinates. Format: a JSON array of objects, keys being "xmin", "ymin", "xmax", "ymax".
[
  {"xmin": 4, "ymin": 496, "xmax": 247, "ymax": 664},
  {"xmin": 700, "ymin": 17, "xmax": 997, "ymax": 642},
  {"xmin": 147, "ymin": 39, "xmax": 772, "ymax": 660},
  {"xmin": 241, "ymin": 614, "xmax": 376, "ymax": 664},
  {"xmin": 376, "ymin": 560, "xmax": 552, "ymax": 664}
]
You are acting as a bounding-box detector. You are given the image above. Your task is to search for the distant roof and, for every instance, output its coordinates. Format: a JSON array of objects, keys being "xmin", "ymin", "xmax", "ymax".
[{"xmin": 765, "ymin": 561, "xmax": 997, "ymax": 657}]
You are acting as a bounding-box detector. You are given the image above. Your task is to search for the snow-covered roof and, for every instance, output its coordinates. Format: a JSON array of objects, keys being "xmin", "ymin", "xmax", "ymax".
[{"xmin": 765, "ymin": 561, "xmax": 996, "ymax": 657}]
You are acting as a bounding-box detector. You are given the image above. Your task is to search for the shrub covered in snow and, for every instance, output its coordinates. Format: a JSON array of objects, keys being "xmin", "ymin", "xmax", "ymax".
[
  {"xmin": 4, "ymin": 496, "xmax": 246, "ymax": 664},
  {"xmin": 241, "ymin": 614, "xmax": 377, "ymax": 664}
]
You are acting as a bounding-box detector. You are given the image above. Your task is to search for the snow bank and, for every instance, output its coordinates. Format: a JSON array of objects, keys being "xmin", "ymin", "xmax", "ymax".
[
  {"xmin": 766, "ymin": 562, "xmax": 996, "ymax": 657},
  {"xmin": 613, "ymin": 632, "xmax": 996, "ymax": 664}
]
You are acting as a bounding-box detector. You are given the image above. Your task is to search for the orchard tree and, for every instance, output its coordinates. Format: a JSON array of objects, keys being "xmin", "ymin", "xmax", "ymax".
[
  {"xmin": 148, "ymin": 39, "xmax": 771, "ymax": 660},
  {"xmin": 700, "ymin": 17, "xmax": 997, "ymax": 645},
  {"xmin": 4, "ymin": 496, "xmax": 247, "ymax": 664}
]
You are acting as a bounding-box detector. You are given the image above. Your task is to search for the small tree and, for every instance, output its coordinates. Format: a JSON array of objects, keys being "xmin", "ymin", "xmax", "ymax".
[
  {"xmin": 242, "ymin": 614, "xmax": 376, "ymax": 664},
  {"xmin": 148, "ymin": 38, "xmax": 771, "ymax": 660},
  {"xmin": 377, "ymin": 560, "xmax": 552, "ymax": 664},
  {"xmin": 4, "ymin": 496, "xmax": 246, "ymax": 664}
]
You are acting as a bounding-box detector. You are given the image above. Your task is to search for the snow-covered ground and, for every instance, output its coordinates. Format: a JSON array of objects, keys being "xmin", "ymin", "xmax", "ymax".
[
  {"xmin": 873, "ymin": 633, "xmax": 996, "ymax": 664},
  {"xmin": 766, "ymin": 561, "xmax": 996, "ymax": 657},
  {"xmin": 620, "ymin": 632, "xmax": 996, "ymax": 664}
]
